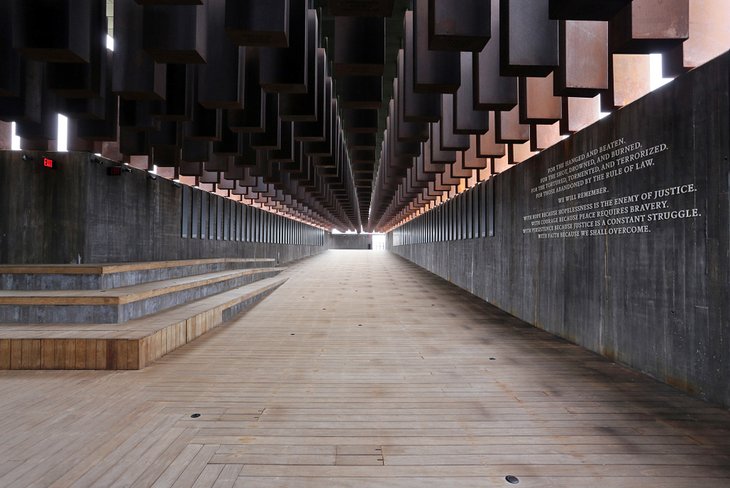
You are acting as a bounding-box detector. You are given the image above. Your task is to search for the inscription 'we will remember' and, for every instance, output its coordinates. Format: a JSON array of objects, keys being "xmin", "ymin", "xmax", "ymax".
[{"xmin": 522, "ymin": 137, "xmax": 702, "ymax": 239}]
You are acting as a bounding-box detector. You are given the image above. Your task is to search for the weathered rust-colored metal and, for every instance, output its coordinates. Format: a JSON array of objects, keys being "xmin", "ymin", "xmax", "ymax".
[
  {"xmin": 197, "ymin": 0, "xmax": 245, "ymax": 110},
  {"xmin": 496, "ymin": 103, "xmax": 530, "ymax": 143},
  {"xmin": 225, "ymin": 0, "xmax": 290, "ymax": 48},
  {"xmin": 347, "ymin": 132, "xmax": 376, "ymax": 149},
  {"xmin": 328, "ymin": 0, "xmax": 395, "ymax": 17},
  {"xmin": 441, "ymin": 164, "xmax": 461, "ymax": 186},
  {"xmin": 47, "ymin": 0, "xmax": 106, "ymax": 98},
  {"xmin": 149, "ymin": 121, "xmax": 182, "ymax": 166},
  {"xmin": 118, "ymin": 100, "xmax": 158, "ymax": 133},
  {"xmin": 474, "ymin": 0, "xmax": 517, "ymax": 110},
  {"xmin": 259, "ymin": 0, "xmax": 309, "ymax": 93},
  {"xmin": 295, "ymin": 58, "xmax": 330, "ymax": 141},
  {"xmin": 334, "ymin": 17, "xmax": 385, "ymax": 76},
  {"xmin": 269, "ymin": 121, "xmax": 296, "ymax": 164},
  {"xmin": 250, "ymin": 93, "xmax": 281, "ymax": 150},
  {"xmin": 412, "ymin": 0, "xmax": 460, "ymax": 93},
  {"xmin": 186, "ymin": 103, "xmax": 222, "ymax": 141},
  {"xmin": 2, "ymin": 0, "xmax": 720, "ymax": 233},
  {"xmin": 181, "ymin": 138, "xmax": 211, "ymax": 163},
  {"xmin": 451, "ymin": 151, "xmax": 474, "ymax": 178},
  {"xmin": 394, "ymin": 55, "xmax": 430, "ymax": 143},
  {"xmin": 280, "ymin": 11, "xmax": 320, "ymax": 121},
  {"xmin": 143, "ymin": 3, "xmax": 207, "ymax": 64},
  {"xmin": 75, "ymin": 90, "xmax": 118, "ymax": 142},
  {"xmin": 14, "ymin": 76, "xmax": 57, "ymax": 143},
  {"xmin": 430, "ymin": 122, "xmax": 457, "ymax": 164},
  {"xmin": 500, "ymin": 0, "xmax": 559, "ymax": 77},
  {"xmin": 477, "ymin": 113, "xmax": 506, "ymax": 157},
  {"xmin": 601, "ymin": 53, "xmax": 651, "ymax": 110},
  {"xmin": 508, "ymin": 140, "xmax": 536, "ymax": 164},
  {"xmin": 113, "ymin": 0, "xmax": 167, "ymax": 100},
  {"xmin": 439, "ymin": 95, "xmax": 470, "ymax": 150},
  {"xmin": 453, "ymin": 52, "xmax": 489, "ymax": 135},
  {"xmin": 199, "ymin": 168, "xmax": 219, "ymax": 184},
  {"xmin": 402, "ymin": 11, "xmax": 441, "ymax": 122},
  {"xmin": 0, "ymin": 121, "xmax": 11, "ymax": 150},
  {"xmin": 344, "ymin": 109, "xmax": 378, "ymax": 134},
  {"xmin": 549, "ymin": 0, "xmax": 631, "ymax": 20},
  {"xmin": 0, "ymin": 3, "xmax": 21, "ymax": 98},
  {"xmin": 204, "ymin": 152, "xmax": 230, "ymax": 172},
  {"xmin": 610, "ymin": 0, "xmax": 689, "ymax": 54},
  {"xmin": 428, "ymin": 0, "xmax": 490, "ymax": 52},
  {"xmin": 462, "ymin": 135, "xmax": 489, "ymax": 170},
  {"xmin": 520, "ymin": 73, "xmax": 563, "ymax": 123},
  {"xmin": 136, "ymin": 1, "xmax": 204, "ymax": 5},
  {"xmin": 0, "ymin": 58, "xmax": 44, "ymax": 125},
  {"xmin": 179, "ymin": 160, "xmax": 203, "ymax": 177},
  {"xmin": 560, "ymin": 95, "xmax": 600, "ymax": 134},
  {"xmin": 556, "ymin": 20, "xmax": 608, "ymax": 97},
  {"xmin": 154, "ymin": 64, "xmax": 195, "ymax": 122},
  {"xmin": 662, "ymin": 0, "xmax": 730, "ymax": 78},
  {"xmin": 530, "ymin": 121, "xmax": 561, "ymax": 151},
  {"xmin": 339, "ymin": 76, "xmax": 383, "ymax": 109},
  {"xmin": 119, "ymin": 127, "xmax": 149, "ymax": 157},
  {"xmin": 66, "ymin": 119, "xmax": 97, "ymax": 152},
  {"xmin": 12, "ymin": 0, "xmax": 96, "ymax": 63}
]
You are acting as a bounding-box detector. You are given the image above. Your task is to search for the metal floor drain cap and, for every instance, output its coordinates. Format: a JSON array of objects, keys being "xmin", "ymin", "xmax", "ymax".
[
  {"xmin": 505, "ymin": 475, "xmax": 519, "ymax": 484},
  {"xmin": 190, "ymin": 413, "xmax": 201, "ymax": 418}
]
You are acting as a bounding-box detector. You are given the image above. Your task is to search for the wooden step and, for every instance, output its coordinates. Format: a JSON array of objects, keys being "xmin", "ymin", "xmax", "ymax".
[
  {"xmin": 0, "ymin": 276, "xmax": 288, "ymax": 370},
  {"xmin": 0, "ymin": 267, "xmax": 284, "ymax": 323},
  {"xmin": 0, "ymin": 257, "xmax": 277, "ymax": 290}
]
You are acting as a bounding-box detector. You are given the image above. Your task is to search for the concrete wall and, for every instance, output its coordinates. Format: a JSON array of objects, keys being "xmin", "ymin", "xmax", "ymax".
[
  {"xmin": 328, "ymin": 234, "xmax": 373, "ymax": 249},
  {"xmin": 390, "ymin": 52, "xmax": 730, "ymax": 407},
  {"xmin": 0, "ymin": 151, "xmax": 327, "ymax": 264}
]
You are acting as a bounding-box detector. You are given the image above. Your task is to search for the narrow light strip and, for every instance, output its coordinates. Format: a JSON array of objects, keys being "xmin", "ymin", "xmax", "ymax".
[
  {"xmin": 650, "ymin": 53, "xmax": 673, "ymax": 90},
  {"xmin": 10, "ymin": 122, "xmax": 20, "ymax": 150},
  {"xmin": 57, "ymin": 114, "xmax": 68, "ymax": 152}
]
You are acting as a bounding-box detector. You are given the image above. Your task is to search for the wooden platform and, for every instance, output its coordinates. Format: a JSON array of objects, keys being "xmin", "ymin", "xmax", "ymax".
[
  {"xmin": 0, "ymin": 268, "xmax": 283, "ymax": 306},
  {"xmin": 0, "ymin": 276, "xmax": 287, "ymax": 370},
  {"xmin": 0, "ymin": 258, "xmax": 277, "ymax": 290},
  {"xmin": 0, "ymin": 250, "xmax": 729, "ymax": 487},
  {"xmin": 0, "ymin": 258, "xmax": 276, "ymax": 276}
]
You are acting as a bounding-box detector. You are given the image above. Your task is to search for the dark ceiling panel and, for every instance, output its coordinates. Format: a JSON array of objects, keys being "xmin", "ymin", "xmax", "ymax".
[
  {"xmin": 0, "ymin": 0, "xmax": 697, "ymax": 232},
  {"xmin": 428, "ymin": 0, "xmax": 490, "ymax": 52},
  {"xmin": 225, "ymin": 0, "xmax": 290, "ymax": 48},
  {"xmin": 328, "ymin": 0, "xmax": 395, "ymax": 17}
]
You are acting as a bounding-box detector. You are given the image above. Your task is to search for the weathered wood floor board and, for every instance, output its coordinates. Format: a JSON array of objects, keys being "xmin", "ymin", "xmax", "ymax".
[{"xmin": 0, "ymin": 250, "xmax": 728, "ymax": 487}]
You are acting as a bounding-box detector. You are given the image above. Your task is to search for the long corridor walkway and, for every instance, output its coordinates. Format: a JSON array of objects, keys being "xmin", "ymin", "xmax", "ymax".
[{"xmin": 1, "ymin": 250, "xmax": 729, "ymax": 487}]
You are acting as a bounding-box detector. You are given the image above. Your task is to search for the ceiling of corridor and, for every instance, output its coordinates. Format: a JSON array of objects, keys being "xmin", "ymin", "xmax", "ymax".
[{"xmin": 1, "ymin": 0, "xmax": 728, "ymax": 231}]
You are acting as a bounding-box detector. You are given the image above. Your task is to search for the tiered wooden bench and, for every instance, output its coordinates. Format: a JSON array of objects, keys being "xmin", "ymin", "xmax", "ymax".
[
  {"xmin": 0, "ymin": 257, "xmax": 277, "ymax": 290},
  {"xmin": 0, "ymin": 259, "xmax": 287, "ymax": 370}
]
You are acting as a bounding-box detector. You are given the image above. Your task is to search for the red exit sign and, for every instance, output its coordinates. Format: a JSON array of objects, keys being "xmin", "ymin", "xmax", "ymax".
[{"xmin": 43, "ymin": 157, "xmax": 56, "ymax": 169}]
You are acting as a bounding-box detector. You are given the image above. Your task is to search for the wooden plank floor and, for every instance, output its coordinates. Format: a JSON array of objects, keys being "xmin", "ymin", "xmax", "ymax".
[{"xmin": 0, "ymin": 250, "xmax": 729, "ymax": 487}]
